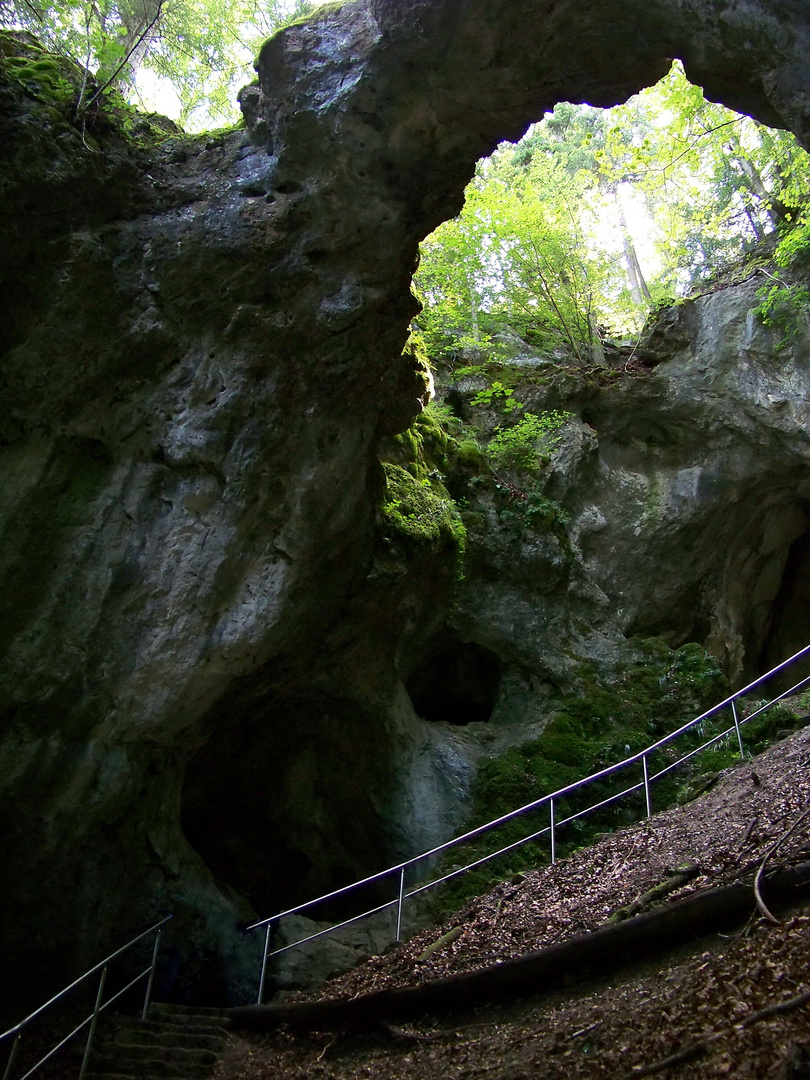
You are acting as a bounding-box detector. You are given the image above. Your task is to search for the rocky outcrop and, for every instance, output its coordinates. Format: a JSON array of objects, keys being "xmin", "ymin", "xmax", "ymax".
[
  {"xmin": 2, "ymin": 0, "xmax": 810, "ymax": 1011},
  {"xmin": 445, "ymin": 276, "xmax": 810, "ymax": 705}
]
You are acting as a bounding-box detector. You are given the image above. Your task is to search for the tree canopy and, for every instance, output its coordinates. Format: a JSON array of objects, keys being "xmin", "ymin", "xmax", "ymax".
[
  {"xmin": 415, "ymin": 62, "xmax": 810, "ymax": 366},
  {"xmin": 0, "ymin": 0, "xmax": 319, "ymax": 127}
]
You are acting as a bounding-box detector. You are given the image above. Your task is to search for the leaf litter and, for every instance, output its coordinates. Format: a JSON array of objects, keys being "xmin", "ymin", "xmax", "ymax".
[{"xmin": 216, "ymin": 725, "xmax": 810, "ymax": 1079}]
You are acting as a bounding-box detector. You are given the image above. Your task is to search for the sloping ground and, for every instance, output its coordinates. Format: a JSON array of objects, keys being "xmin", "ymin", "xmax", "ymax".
[{"xmin": 218, "ymin": 723, "xmax": 810, "ymax": 1079}]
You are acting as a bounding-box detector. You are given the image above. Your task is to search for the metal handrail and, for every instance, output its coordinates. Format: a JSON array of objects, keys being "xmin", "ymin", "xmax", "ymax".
[
  {"xmin": 0, "ymin": 914, "xmax": 172, "ymax": 1080},
  {"xmin": 249, "ymin": 642, "xmax": 810, "ymax": 1001}
]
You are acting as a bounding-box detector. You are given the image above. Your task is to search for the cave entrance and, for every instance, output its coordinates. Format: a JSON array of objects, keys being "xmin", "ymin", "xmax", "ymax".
[
  {"xmin": 180, "ymin": 693, "xmax": 400, "ymax": 920},
  {"xmin": 405, "ymin": 633, "xmax": 501, "ymax": 725},
  {"xmin": 759, "ymin": 528, "xmax": 810, "ymax": 690}
]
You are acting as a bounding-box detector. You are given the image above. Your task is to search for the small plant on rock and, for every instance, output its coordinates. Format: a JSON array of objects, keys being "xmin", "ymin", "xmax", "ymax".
[{"xmin": 487, "ymin": 410, "xmax": 571, "ymax": 473}]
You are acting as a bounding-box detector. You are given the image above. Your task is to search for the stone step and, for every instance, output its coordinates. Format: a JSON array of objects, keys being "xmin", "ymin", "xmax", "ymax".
[
  {"xmin": 149, "ymin": 1004, "xmax": 230, "ymax": 1020},
  {"xmin": 86, "ymin": 1006, "xmax": 230, "ymax": 1080},
  {"xmin": 114, "ymin": 1028, "xmax": 227, "ymax": 1053},
  {"xmin": 145, "ymin": 1007, "xmax": 230, "ymax": 1029},
  {"xmin": 98, "ymin": 1042, "xmax": 218, "ymax": 1064},
  {"xmin": 135, "ymin": 1020, "xmax": 231, "ymax": 1039},
  {"xmin": 89, "ymin": 1048, "xmax": 217, "ymax": 1079}
]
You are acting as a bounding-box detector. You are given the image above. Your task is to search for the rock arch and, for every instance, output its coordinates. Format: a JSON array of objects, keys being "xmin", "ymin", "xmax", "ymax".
[{"xmin": 2, "ymin": 0, "xmax": 810, "ymax": 1007}]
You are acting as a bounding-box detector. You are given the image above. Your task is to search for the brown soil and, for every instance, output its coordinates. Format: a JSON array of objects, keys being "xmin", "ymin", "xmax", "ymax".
[{"xmin": 218, "ymin": 725, "xmax": 810, "ymax": 1080}]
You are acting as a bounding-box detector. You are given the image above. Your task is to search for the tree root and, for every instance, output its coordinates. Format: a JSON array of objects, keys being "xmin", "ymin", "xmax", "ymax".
[
  {"xmin": 625, "ymin": 985, "xmax": 810, "ymax": 1078},
  {"xmin": 755, "ymin": 803, "xmax": 810, "ymax": 925},
  {"xmin": 231, "ymin": 861, "xmax": 810, "ymax": 1034},
  {"xmin": 607, "ymin": 864, "xmax": 699, "ymax": 924}
]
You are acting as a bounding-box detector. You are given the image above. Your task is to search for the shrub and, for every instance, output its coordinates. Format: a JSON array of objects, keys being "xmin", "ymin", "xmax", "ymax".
[{"xmin": 487, "ymin": 411, "xmax": 571, "ymax": 473}]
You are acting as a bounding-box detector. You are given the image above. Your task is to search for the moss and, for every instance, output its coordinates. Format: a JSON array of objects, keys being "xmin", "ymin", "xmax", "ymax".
[
  {"xmin": 456, "ymin": 438, "xmax": 487, "ymax": 469},
  {"xmin": 378, "ymin": 462, "xmax": 466, "ymax": 574},
  {"xmin": 377, "ymin": 397, "xmax": 492, "ymax": 582},
  {"xmin": 0, "ymin": 51, "xmax": 78, "ymax": 108},
  {"xmin": 738, "ymin": 701, "xmax": 807, "ymax": 753},
  {"xmin": 0, "ymin": 31, "xmax": 231, "ymax": 153},
  {"xmin": 280, "ymin": 0, "xmax": 348, "ymax": 30},
  {"xmin": 430, "ymin": 638, "xmax": 738, "ymax": 913}
]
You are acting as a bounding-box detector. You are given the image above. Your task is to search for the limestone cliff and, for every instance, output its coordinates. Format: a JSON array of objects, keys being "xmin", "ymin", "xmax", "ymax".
[{"xmin": 1, "ymin": 0, "xmax": 810, "ymax": 1011}]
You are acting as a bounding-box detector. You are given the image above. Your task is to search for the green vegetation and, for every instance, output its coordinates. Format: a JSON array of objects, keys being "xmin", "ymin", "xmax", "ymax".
[
  {"xmin": 0, "ymin": 30, "xmax": 224, "ymax": 149},
  {"xmin": 415, "ymin": 61, "xmax": 810, "ymax": 365},
  {"xmin": 754, "ymin": 278, "xmax": 810, "ymax": 348},
  {"xmin": 378, "ymin": 462, "xmax": 466, "ymax": 574},
  {"xmin": 431, "ymin": 641, "xmax": 810, "ymax": 912},
  {"xmin": 376, "ymin": 402, "xmax": 475, "ymax": 579},
  {"xmin": 377, "ymin": 387, "xmax": 577, "ymax": 575},
  {"xmin": 0, "ymin": 50, "xmax": 77, "ymax": 105},
  {"xmin": 753, "ymin": 226, "xmax": 810, "ymax": 348},
  {"xmin": 470, "ymin": 381, "xmax": 519, "ymax": 412},
  {"xmin": 494, "ymin": 490, "xmax": 570, "ymax": 540},
  {"xmin": 0, "ymin": 0, "xmax": 328, "ymax": 129},
  {"xmin": 487, "ymin": 410, "xmax": 570, "ymax": 473}
]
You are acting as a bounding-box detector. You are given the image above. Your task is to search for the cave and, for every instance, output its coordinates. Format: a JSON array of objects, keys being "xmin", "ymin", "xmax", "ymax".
[
  {"xmin": 759, "ymin": 529, "xmax": 810, "ymax": 690},
  {"xmin": 3, "ymin": 0, "xmax": 810, "ymax": 1012},
  {"xmin": 180, "ymin": 693, "xmax": 402, "ymax": 921},
  {"xmin": 405, "ymin": 635, "xmax": 502, "ymax": 725}
]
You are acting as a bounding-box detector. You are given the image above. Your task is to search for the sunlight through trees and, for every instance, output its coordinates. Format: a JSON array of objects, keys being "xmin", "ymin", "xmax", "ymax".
[{"xmin": 415, "ymin": 62, "xmax": 810, "ymax": 364}]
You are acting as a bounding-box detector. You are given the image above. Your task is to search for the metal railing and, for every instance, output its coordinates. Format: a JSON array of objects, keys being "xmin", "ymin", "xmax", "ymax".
[
  {"xmin": 0, "ymin": 915, "xmax": 172, "ymax": 1080},
  {"xmin": 249, "ymin": 643, "xmax": 810, "ymax": 1003}
]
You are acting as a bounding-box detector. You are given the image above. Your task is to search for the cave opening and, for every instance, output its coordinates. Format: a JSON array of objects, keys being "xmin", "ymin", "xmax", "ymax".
[
  {"xmin": 415, "ymin": 59, "xmax": 809, "ymax": 363},
  {"xmin": 180, "ymin": 693, "xmax": 402, "ymax": 922},
  {"xmin": 405, "ymin": 634, "xmax": 502, "ymax": 725},
  {"xmin": 759, "ymin": 527, "xmax": 810, "ymax": 689}
]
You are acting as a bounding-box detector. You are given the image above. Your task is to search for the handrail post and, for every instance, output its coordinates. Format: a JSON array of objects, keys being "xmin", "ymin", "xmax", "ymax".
[
  {"xmin": 78, "ymin": 965, "xmax": 107, "ymax": 1080},
  {"xmin": 257, "ymin": 923, "xmax": 272, "ymax": 1005},
  {"xmin": 2, "ymin": 1032, "xmax": 21, "ymax": 1080},
  {"xmin": 732, "ymin": 700, "xmax": 745, "ymax": 759},
  {"xmin": 244, "ymin": 642, "xmax": 810, "ymax": 997},
  {"xmin": 395, "ymin": 867, "xmax": 406, "ymax": 943},
  {"xmin": 141, "ymin": 925, "xmax": 164, "ymax": 1021}
]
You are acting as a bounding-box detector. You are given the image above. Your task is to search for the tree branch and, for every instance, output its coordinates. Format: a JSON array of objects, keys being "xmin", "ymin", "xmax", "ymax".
[
  {"xmin": 625, "ymin": 985, "xmax": 810, "ymax": 1078},
  {"xmin": 754, "ymin": 802, "xmax": 810, "ymax": 924},
  {"xmin": 76, "ymin": 0, "xmax": 164, "ymax": 118}
]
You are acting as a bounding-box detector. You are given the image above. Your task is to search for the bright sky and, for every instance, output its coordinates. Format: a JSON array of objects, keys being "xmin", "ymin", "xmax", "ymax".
[{"xmin": 134, "ymin": 0, "xmax": 332, "ymax": 130}]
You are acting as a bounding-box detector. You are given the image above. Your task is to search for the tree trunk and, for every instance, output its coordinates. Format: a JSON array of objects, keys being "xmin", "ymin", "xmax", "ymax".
[
  {"xmin": 730, "ymin": 150, "xmax": 790, "ymax": 228},
  {"xmin": 614, "ymin": 187, "xmax": 651, "ymax": 307},
  {"xmin": 116, "ymin": 0, "xmax": 164, "ymax": 86},
  {"xmin": 467, "ymin": 279, "xmax": 481, "ymax": 344}
]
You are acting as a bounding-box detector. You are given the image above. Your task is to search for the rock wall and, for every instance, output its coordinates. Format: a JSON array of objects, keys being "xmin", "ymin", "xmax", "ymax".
[
  {"xmin": 444, "ymin": 278, "xmax": 810, "ymax": 702},
  {"xmin": 1, "ymin": 0, "xmax": 810, "ymax": 1010}
]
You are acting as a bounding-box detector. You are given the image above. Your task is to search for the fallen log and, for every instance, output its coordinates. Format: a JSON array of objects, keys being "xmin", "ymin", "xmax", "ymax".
[
  {"xmin": 230, "ymin": 861, "xmax": 810, "ymax": 1033},
  {"xmin": 607, "ymin": 863, "xmax": 700, "ymax": 924}
]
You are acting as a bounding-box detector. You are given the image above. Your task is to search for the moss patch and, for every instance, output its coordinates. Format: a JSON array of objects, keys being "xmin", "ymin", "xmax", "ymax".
[
  {"xmin": 0, "ymin": 31, "xmax": 209, "ymax": 152},
  {"xmin": 378, "ymin": 462, "xmax": 466, "ymax": 574},
  {"xmin": 375, "ymin": 394, "xmax": 488, "ymax": 581},
  {"xmin": 431, "ymin": 639, "xmax": 808, "ymax": 911},
  {"xmin": 0, "ymin": 51, "xmax": 78, "ymax": 107}
]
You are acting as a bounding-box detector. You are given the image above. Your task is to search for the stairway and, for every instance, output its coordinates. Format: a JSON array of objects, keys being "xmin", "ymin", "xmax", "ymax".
[{"xmin": 86, "ymin": 1003, "xmax": 231, "ymax": 1080}]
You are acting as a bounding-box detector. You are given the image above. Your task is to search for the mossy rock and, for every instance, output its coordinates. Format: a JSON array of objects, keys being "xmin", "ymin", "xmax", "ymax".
[
  {"xmin": 378, "ymin": 462, "xmax": 466, "ymax": 573},
  {"xmin": 676, "ymin": 770, "xmax": 721, "ymax": 804},
  {"xmin": 431, "ymin": 637, "xmax": 737, "ymax": 913}
]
